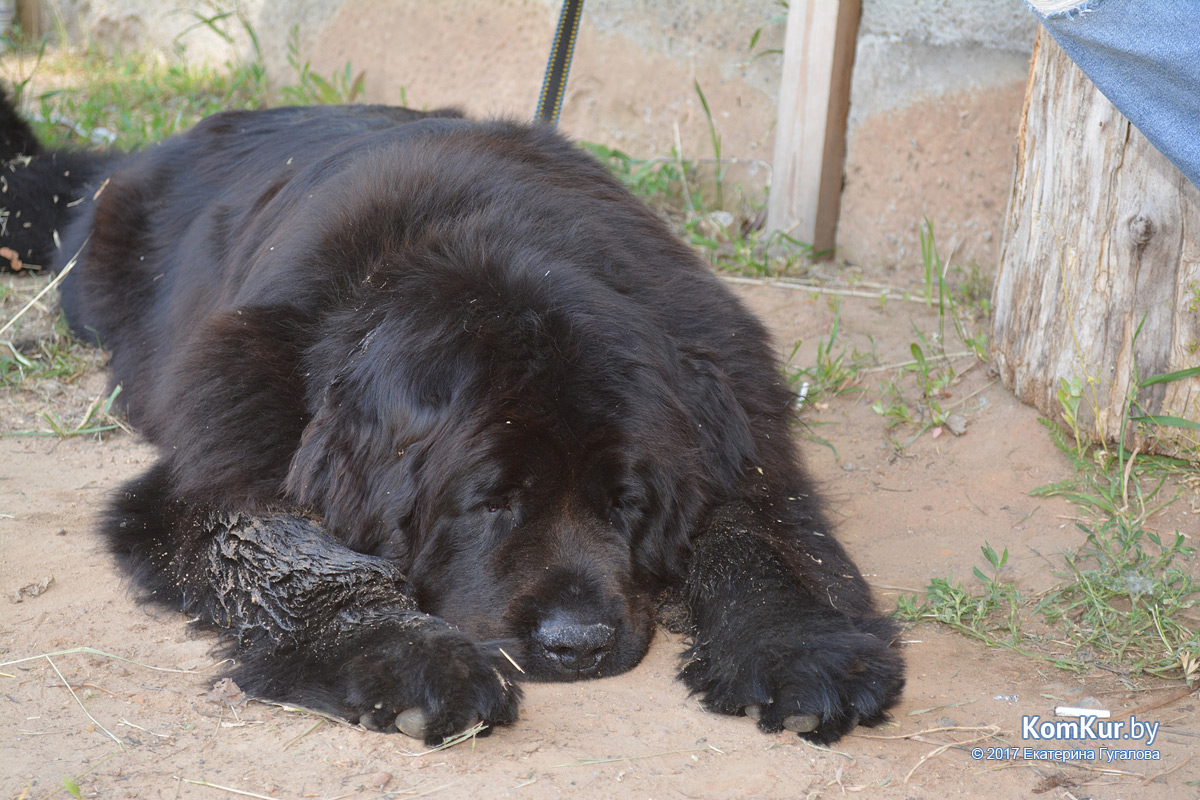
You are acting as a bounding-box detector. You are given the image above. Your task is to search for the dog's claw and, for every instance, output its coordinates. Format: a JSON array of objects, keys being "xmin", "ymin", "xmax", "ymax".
[
  {"xmin": 783, "ymin": 713, "xmax": 820, "ymax": 733},
  {"xmin": 395, "ymin": 707, "xmax": 427, "ymax": 739},
  {"xmin": 743, "ymin": 704, "xmax": 817, "ymax": 733}
]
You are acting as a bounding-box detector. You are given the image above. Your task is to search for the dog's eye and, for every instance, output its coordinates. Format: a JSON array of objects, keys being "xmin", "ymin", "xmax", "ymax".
[
  {"xmin": 610, "ymin": 487, "xmax": 638, "ymax": 512},
  {"xmin": 607, "ymin": 483, "xmax": 650, "ymax": 531},
  {"xmin": 608, "ymin": 492, "xmax": 635, "ymax": 526},
  {"xmin": 485, "ymin": 498, "xmax": 512, "ymax": 514}
]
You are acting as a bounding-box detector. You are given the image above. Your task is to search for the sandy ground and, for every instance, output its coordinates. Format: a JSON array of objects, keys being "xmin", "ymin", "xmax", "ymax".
[{"xmin": 3, "ymin": 273, "xmax": 1198, "ymax": 800}]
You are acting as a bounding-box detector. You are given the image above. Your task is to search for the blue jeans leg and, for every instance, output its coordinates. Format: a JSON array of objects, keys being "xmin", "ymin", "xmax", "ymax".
[{"xmin": 1026, "ymin": 0, "xmax": 1200, "ymax": 190}]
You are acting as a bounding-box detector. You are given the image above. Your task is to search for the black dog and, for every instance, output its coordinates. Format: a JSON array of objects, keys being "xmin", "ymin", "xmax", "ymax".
[{"xmin": 2, "ymin": 95, "xmax": 904, "ymax": 744}]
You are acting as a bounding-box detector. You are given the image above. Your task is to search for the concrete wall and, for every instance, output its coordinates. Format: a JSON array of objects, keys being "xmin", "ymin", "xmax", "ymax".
[
  {"xmin": 839, "ymin": 0, "xmax": 1038, "ymax": 275},
  {"xmin": 34, "ymin": 0, "xmax": 1039, "ymax": 274},
  {"xmin": 38, "ymin": 0, "xmax": 787, "ymax": 159}
]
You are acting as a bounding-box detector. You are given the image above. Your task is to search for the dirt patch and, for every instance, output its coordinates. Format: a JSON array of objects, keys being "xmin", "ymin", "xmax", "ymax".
[{"xmin": 3, "ymin": 275, "xmax": 1196, "ymax": 799}]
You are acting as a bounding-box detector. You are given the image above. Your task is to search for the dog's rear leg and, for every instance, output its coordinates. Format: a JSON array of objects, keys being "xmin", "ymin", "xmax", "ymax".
[{"xmin": 106, "ymin": 460, "xmax": 521, "ymax": 743}]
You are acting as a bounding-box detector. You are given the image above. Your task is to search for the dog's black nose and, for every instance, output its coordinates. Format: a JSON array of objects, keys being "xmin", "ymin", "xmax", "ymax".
[{"xmin": 533, "ymin": 614, "xmax": 616, "ymax": 674}]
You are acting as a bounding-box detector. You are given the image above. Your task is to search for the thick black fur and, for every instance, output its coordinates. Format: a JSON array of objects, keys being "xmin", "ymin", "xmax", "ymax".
[
  {"xmin": 0, "ymin": 87, "xmax": 113, "ymax": 270},
  {"xmin": 6, "ymin": 93, "xmax": 904, "ymax": 744}
]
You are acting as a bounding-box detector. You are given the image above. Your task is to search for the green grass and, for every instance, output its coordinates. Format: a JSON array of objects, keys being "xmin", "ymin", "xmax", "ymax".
[
  {"xmin": 1, "ymin": 275, "xmax": 100, "ymax": 388},
  {"xmin": 280, "ymin": 25, "xmax": 365, "ymax": 106},
  {"xmin": 1, "ymin": 318, "xmax": 91, "ymax": 385},
  {"xmin": 17, "ymin": 45, "xmax": 269, "ymax": 151},
  {"xmin": 894, "ymin": 543, "xmax": 1063, "ymax": 667},
  {"xmin": 0, "ymin": 275, "xmax": 119, "ymax": 438},
  {"xmin": 867, "ymin": 219, "xmax": 990, "ymax": 441},
  {"xmin": 747, "ymin": 1, "xmax": 789, "ymax": 63},
  {"xmin": 6, "ymin": 10, "xmax": 363, "ymax": 152},
  {"xmin": 899, "ymin": 469, "xmax": 1199, "ymax": 683},
  {"xmin": 25, "ymin": 385, "xmax": 126, "ymax": 438},
  {"xmin": 1038, "ymin": 516, "xmax": 1197, "ymax": 679},
  {"xmin": 893, "ymin": 228, "xmax": 1199, "ymax": 686},
  {"xmin": 786, "ymin": 300, "xmax": 874, "ymax": 408},
  {"xmin": 584, "ymin": 143, "xmax": 795, "ymax": 276},
  {"xmin": 898, "ymin": 376, "xmax": 1200, "ymax": 684},
  {"xmin": 579, "ymin": 143, "xmax": 692, "ymax": 213},
  {"xmin": 585, "ymin": 80, "xmax": 815, "ymax": 278}
]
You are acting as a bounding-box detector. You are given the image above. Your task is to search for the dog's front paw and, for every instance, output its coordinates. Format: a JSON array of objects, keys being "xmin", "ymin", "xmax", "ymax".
[
  {"xmin": 681, "ymin": 617, "xmax": 904, "ymax": 745},
  {"xmin": 337, "ymin": 621, "xmax": 522, "ymax": 744}
]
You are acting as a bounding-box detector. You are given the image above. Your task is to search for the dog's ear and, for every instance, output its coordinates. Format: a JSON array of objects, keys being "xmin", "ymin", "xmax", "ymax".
[
  {"xmin": 284, "ymin": 324, "xmax": 463, "ymax": 554},
  {"xmin": 624, "ymin": 347, "xmax": 762, "ymax": 582},
  {"xmin": 286, "ymin": 396, "xmax": 412, "ymax": 551}
]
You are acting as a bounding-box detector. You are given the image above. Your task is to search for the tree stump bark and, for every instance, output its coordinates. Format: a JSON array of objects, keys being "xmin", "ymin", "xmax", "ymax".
[{"xmin": 993, "ymin": 30, "xmax": 1200, "ymax": 458}]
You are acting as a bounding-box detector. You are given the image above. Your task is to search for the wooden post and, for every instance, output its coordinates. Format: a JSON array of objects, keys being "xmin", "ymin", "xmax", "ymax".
[
  {"xmin": 15, "ymin": 0, "xmax": 43, "ymax": 39},
  {"xmin": 766, "ymin": 0, "xmax": 860, "ymax": 255},
  {"xmin": 993, "ymin": 31, "xmax": 1200, "ymax": 457}
]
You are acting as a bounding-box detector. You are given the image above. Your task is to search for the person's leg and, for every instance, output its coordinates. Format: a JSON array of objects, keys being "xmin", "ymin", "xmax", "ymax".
[{"xmin": 1026, "ymin": 0, "xmax": 1200, "ymax": 189}]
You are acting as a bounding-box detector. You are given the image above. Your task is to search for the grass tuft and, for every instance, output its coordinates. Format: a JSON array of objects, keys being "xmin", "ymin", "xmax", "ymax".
[
  {"xmin": 786, "ymin": 299, "xmax": 874, "ymax": 408},
  {"xmin": 899, "ymin": 384, "xmax": 1199, "ymax": 683},
  {"xmin": 868, "ymin": 219, "xmax": 990, "ymax": 442},
  {"xmin": 582, "ymin": 81, "xmax": 815, "ymax": 278}
]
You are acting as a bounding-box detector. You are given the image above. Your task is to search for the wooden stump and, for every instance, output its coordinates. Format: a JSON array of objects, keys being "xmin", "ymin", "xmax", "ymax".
[{"xmin": 993, "ymin": 31, "xmax": 1200, "ymax": 457}]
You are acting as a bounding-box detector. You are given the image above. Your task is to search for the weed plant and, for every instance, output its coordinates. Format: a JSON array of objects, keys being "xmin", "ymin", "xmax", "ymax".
[
  {"xmin": 899, "ymin": 374, "xmax": 1200, "ymax": 684},
  {"xmin": 6, "ymin": 8, "xmax": 364, "ymax": 152},
  {"xmin": 0, "ymin": 311, "xmax": 90, "ymax": 386},
  {"xmin": 584, "ymin": 141, "xmax": 810, "ymax": 278},
  {"xmin": 867, "ymin": 219, "xmax": 991, "ymax": 442},
  {"xmin": 12, "ymin": 41, "xmax": 268, "ymax": 150},
  {"xmin": 584, "ymin": 75, "xmax": 816, "ymax": 279},
  {"xmin": 887, "ymin": 225, "xmax": 1198, "ymax": 683},
  {"xmin": 785, "ymin": 300, "xmax": 874, "ymax": 408}
]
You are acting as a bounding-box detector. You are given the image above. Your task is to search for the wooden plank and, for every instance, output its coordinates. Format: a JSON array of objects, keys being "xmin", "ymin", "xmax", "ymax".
[{"xmin": 766, "ymin": 0, "xmax": 861, "ymax": 255}]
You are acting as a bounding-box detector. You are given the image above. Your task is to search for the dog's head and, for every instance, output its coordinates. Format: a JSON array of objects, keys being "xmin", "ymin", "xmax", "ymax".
[{"xmin": 284, "ymin": 218, "xmax": 758, "ymax": 681}]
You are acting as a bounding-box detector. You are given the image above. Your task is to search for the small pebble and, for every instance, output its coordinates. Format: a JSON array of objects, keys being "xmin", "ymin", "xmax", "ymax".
[{"xmin": 367, "ymin": 772, "xmax": 392, "ymax": 790}]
